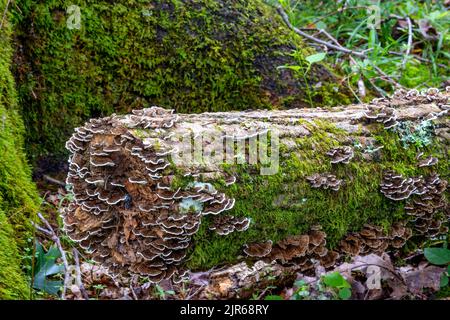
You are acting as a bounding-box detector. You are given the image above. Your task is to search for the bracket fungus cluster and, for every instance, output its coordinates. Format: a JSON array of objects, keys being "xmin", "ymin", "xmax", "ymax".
[
  {"xmin": 306, "ymin": 173, "xmax": 344, "ymax": 191},
  {"xmin": 363, "ymin": 87, "xmax": 449, "ymax": 130},
  {"xmin": 339, "ymin": 222, "xmax": 412, "ymax": 256},
  {"xmin": 326, "ymin": 146, "xmax": 354, "ymax": 164},
  {"xmin": 381, "ymin": 170, "xmax": 448, "ymax": 237},
  {"xmin": 416, "ymin": 153, "xmax": 438, "ymax": 168},
  {"xmin": 244, "ymin": 228, "xmax": 340, "ymax": 272},
  {"xmin": 243, "ymin": 240, "xmax": 273, "ymax": 258},
  {"xmin": 363, "ymin": 105, "xmax": 398, "ymax": 129},
  {"xmin": 209, "ymin": 215, "xmax": 251, "ymax": 236},
  {"xmin": 63, "ymin": 107, "xmax": 240, "ymax": 282}
]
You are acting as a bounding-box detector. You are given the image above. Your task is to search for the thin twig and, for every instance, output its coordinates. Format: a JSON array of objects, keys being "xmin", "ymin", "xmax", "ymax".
[
  {"xmin": 317, "ymin": 29, "xmax": 344, "ymax": 48},
  {"xmin": 372, "ymin": 65, "xmax": 403, "ymax": 88},
  {"xmin": 43, "ymin": 174, "xmax": 66, "ymax": 187},
  {"xmin": 35, "ymin": 212, "xmax": 71, "ymax": 300},
  {"xmin": 277, "ymin": 5, "xmax": 405, "ymax": 95},
  {"xmin": 73, "ymin": 248, "xmax": 89, "ymax": 300},
  {"xmin": 277, "ymin": 5, "xmax": 366, "ymax": 57},
  {"xmin": 186, "ymin": 284, "xmax": 206, "ymax": 300},
  {"xmin": 401, "ymin": 17, "xmax": 413, "ymax": 71}
]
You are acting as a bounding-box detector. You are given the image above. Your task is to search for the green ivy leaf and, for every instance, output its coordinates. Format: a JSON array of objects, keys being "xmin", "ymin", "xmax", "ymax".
[
  {"xmin": 424, "ymin": 248, "xmax": 450, "ymax": 265},
  {"xmin": 323, "ymin": 272, "xmax": 350, "ymax": 288},
  {"xmin": 339, "ymin": 287, "xmax": 352, "ymax": 300},
  {"xmin": 305, "ymin": 52, "xmax": 327, "ymax": 65}
]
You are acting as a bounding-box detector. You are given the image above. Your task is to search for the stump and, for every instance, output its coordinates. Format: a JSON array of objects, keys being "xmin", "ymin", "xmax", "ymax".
[{"xmin": 63, "ymin": 88, "xmax": 449, "ymax": 283}]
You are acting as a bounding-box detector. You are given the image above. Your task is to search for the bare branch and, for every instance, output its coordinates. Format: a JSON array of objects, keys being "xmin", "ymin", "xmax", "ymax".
[
  {"xmin": 73, "ymin": 248, "xmax": 89, "ymax": 300},
  {"xmin": 277, "ymin": 5, "xmax": 366, "ymax": 58},
  {"xmin": 43, "ymin": 175, "xmax": 66, "ymax": 187}
]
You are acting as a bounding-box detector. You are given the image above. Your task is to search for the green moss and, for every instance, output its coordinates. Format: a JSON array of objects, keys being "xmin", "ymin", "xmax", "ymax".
[
  {"xmin": 0, "ymin": 0, "xmax": 40, "ymax": 299},
  {"xmin": 11, "ymin": 0, "xmax": 352, "ymax": 161},
  {"xmin": 186, "ymin": 121, "xmax": 448, "ymax": 270},
  {"xmin": 0, "ymin": 210, "xmax": 29, "ymax": 299}
]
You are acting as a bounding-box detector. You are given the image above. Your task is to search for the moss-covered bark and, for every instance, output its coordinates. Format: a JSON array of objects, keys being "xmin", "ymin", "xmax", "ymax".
[
  {"xmin": 0, "ymin": 0, "xmax": 39, "ymax": 299},
  {"xmin": 11, "ymin": 0, "xmax": 352, "ymax": 161}
]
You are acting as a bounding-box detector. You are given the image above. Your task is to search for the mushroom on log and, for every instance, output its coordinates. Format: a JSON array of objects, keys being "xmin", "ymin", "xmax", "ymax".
[{"xmin": 63, "ymin": 89, "xmax": 449, "ymax": 283}]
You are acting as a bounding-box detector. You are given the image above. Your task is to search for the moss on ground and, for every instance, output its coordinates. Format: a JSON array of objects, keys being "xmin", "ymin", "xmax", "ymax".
[
  {"xmin": 186, "ymin": 121, "xmax": 449, "ymax": 270},
  {"xmin": 11, "ymin": 0, "xmax": 351, "ymax": 162},
  {"xmin": 0, "ymin": 0, "xmax": 40, "ymax": 299}
]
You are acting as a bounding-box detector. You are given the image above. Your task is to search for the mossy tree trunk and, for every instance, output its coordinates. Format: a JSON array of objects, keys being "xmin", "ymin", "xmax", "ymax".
[
  {"xmin": 0, "ymin": 0, "xmax": 40, "ymax": 299},
  {"xmin": 11, "ymin": 0, "xmax": 352, "ymax": 162},
  {"xmin": 63, "ymin": 90, "xmax": 449, "ymax": 284}
]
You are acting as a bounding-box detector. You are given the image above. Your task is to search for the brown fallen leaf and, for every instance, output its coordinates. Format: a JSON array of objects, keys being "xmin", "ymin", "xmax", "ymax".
[
  {"xmin": 418, "ymin": 19, "xmax": 440, "ymax": 41},
  {"xmin": 401, "ymin": 265, "xmax": 445, "ymax": 295}
]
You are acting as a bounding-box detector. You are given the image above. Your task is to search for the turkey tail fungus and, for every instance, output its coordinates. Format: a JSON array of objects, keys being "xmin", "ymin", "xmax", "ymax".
[{"xmin": 63, "ymin": 89, "xmax": 449, "ymax": 283}]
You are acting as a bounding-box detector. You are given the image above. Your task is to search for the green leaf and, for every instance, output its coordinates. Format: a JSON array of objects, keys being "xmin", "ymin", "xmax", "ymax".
[
  {"xmin": 339, "ymin": 288, "xmax": 352, "ymax": 300},
  {"xmin": 323, "ymin": 272, "xmax": 350, "ymax": 288},
  {"xmin": 440, "ymin": 274, "xmax": 449, "ymax": 287},
  {"xmin": 315, "ymin": 21, "xmax": 327, "ymax": 30},
  {"xmin": 33, "ymin": 242, "xmax": 65, "ymax": 296},
  {"xmin": 447, "ymin": 265, "xmax": 450, "ymax": 275},
  {"xmin": 265, "ymin": 295, "xmax": 284, "ymax": 300},
  {"xmin": 305, "ymin": 52, "xmax": 326, "ymax": 65},
  {"xmin": 424, "ymin": 248, "xmax": 450, "ymax": 265}
]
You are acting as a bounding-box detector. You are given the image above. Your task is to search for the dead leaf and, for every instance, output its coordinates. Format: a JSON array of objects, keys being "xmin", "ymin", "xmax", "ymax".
[
  {"xmin": 402, "ymin": 265, "xmax": 444, "ymax": 295},
  {"xmin": 418, "ymin": 19, "xmax": 440, "ymax": 41}
]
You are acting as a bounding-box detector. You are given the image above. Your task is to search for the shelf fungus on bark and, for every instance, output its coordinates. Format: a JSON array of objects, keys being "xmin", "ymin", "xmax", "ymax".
[
  {"xmin": 404, "ymin": 173, "xmax": 448, "ymax": 236},
  {"xmin": 381, "ymin": 170, "xmax": 448, "ymax": 237},
  {"xmin": 209, "ymin": 215, "xmax": 251, "ymax": 236},
  {"xmin": 306, "ymin": 173, "xmax": 343, "ymax": 191},
  {"xmin": 326, "ymin": 146, "xmax": 354, "ymax": 164},
  {"xmin": 380, "ymin": 170, "xmax": 417, "ymax": 201},
  {"xmin": 339, "ymin": 222, "xmax": 411, "ymax": 256},
  {"xmin": 388, "ymin": 222, "xmax": 413, "ymax": 249},
  {"xmin": 417, "ymin": 155, "xmax": 438, "ymax": 168},
  {"xmin": 63, "ymin": 106, "xmax": 243, "ymax": 283},
  {"xmin": 363, "ymin": 105, "xmax": 398, "ymax": 129},
  {"xmin": 243, "ymin": 240, "xmax": 273, "ymax": 258},
  {"xmin": 256, "ymin": 227, "xmax": 339, "ymax": 272}
]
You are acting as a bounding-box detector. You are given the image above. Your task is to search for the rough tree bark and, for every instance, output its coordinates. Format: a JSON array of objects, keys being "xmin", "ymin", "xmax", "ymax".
[{"xmin": 63, "ymin": 89, "xmax": 449, "ymax": 289}]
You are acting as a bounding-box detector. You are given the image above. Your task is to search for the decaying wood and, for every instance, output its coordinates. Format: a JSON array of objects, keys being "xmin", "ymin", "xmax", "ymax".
[{"xmin": 62, "ymin": 88, "xmax": 449, "ymax": 285}]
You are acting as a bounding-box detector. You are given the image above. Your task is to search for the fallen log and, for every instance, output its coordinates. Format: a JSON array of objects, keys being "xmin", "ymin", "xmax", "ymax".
[{"xmin": 63, "ymin": 88, "xmax": 449, "ymax": 284}]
